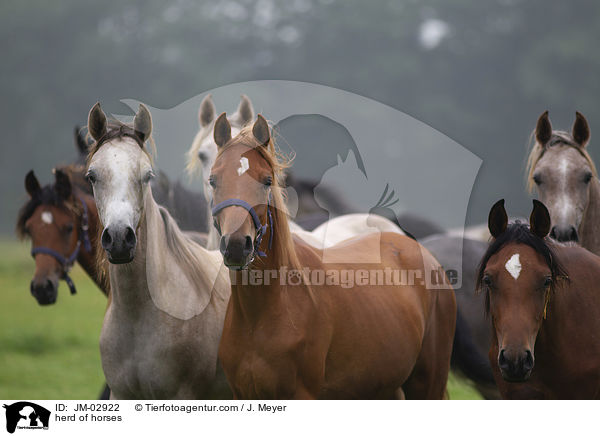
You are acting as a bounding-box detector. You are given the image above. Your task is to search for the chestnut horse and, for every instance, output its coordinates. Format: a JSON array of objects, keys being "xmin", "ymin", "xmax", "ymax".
[
  {"xmin": 210, "ymin": 113, "xmax": 456, "ymax": 399},
  {"xmin": 477, "ymin": 199, "xmax": 600, "ymax": 398}
]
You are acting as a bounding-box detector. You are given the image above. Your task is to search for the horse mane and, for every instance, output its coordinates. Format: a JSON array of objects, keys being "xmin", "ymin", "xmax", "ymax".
[
  {"xmin": 86, "ymin": 119, "xmax": 156, "ymax": 165},
  {"xmin": 216, "ymin": 125, "xmax": 303, "ymax": 275},
  {"xmin": 16, "ymin": 164, "xmax": 91, "ymax": 239},
  {"xmin": 525, "ymin": 130, "xmax": 597, "ymax": 193},
  {"xmin": 475, "ymin": 221, "xmax": 569, "ymax": 315},
  {"xmin": 157, "ymin": 205, "xmax": 216, "ymax": 292}
]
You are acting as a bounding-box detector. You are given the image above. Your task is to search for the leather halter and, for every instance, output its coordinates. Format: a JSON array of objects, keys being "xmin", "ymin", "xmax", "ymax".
[
  {"xmin": 211, "ymin": 197, "xmax": 273, "ymax": 262},
  {"xmin": 30, "ymin": 195, "xmax": 92, "ymax": 295}
]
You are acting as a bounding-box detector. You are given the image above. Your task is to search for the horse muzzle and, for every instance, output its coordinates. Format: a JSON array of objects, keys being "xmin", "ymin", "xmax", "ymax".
[
  {"xmin": 30, "ymin": 278, "xmax": 58, "ymax": 305},
  {"xmin": 220, "ymin": 233, "xmax": 254, "ymax": 270},
  {"xmin": 498, "ymin": 348, "xmax": 534, "ymax": 382},
  {"xmin": 101, "ymin": 225, "xmax": 137, "ymax": 264}
]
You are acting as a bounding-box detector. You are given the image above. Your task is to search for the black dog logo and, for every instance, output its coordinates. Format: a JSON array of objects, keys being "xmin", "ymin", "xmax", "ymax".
[{"xmin": 3, "ymin": 402, "xmax": 50, "ymax": 434}]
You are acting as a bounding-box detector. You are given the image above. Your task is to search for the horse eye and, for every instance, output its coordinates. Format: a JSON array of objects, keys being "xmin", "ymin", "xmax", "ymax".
[
  {"xmin": 64, "ymin": 223, "xmax": 74, "ymax": 234},
  {"xmin": 544, "ymin": 277, "xmax": 553, "ymax": 288},
  {"xmin": 209, "ymin": 176, "xmax": 217, "ymax": 188},
  {"xmin": 143, "ymin": 171, "xmax": 155, "ymax": 184},
  {"xmin": 482, "ymin": 275, "xmax": 492, "ymax": 287},
  {"xmin": 533, "ymin": 174, "xmax": 542, "ymax": 185},
  {"xmin": 583, "ymin": 173, "xmax": 592, "ymax": 184},
  {"xmin": 264, "ymin": 177, "xmax": 273, "ymax": 187},
  {"xmin": 86, "ymin": 171, "xmax": 97, "ymax": 184}
]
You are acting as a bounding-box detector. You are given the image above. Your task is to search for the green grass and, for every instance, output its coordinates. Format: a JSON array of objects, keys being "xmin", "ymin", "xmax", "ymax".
[
  {"xmin": 0, "ymin": 239, "xmax": 483, "ymax": 400},
  {"xmin": 0, "ymin": 239, "xmax": 106, "ymax": 399}
]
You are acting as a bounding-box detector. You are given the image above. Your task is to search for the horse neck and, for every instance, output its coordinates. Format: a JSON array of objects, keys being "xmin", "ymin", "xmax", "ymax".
[
  {"xmin": 230, "ymin": 204, "xmax": 308, "ymax": 324},
  {"xmin": 579, "ymin": 177, "xmax": 600, "ymax": 255},
  {"xmin": 109, "ymin": 190, "xmax": 223, "ymax": 319},
  {"xmin": 107, "ymin": 195, "xmax": 154, "ymax": 309},
  {"xmin": 74, "ymin": 190, "xmax": 105, "ymax": 292}
]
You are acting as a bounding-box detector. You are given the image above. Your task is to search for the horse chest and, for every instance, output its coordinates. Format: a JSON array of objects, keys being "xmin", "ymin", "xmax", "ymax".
[
  {"xmin": 100, "ymin": 306, "xmax": 214, "ymax": 399},
  {"xmin": 230, "ymin": 350, "xmax": 297, "ymax": 399}
]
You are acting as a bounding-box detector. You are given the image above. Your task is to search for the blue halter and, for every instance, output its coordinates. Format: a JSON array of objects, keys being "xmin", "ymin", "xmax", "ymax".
[
  {"xmin": 211, "ymin": 197, "xmax": 273, "ymax": 259},
  {"xmin": 30, "ymin": 195, "xmax": 92, "ymax": 295}
]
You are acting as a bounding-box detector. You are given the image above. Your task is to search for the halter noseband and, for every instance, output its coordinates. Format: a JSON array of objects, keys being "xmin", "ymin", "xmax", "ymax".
[
  {"xmin": 30, "ymin": 195, "xmax": 92, "ymax": 295},
  {"xmin": 211, "ymin": 197, "xmax": 273, "ymax": 262}
]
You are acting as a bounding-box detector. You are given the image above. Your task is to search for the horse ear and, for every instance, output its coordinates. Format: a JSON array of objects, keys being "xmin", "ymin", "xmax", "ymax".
[
  {"xmin": 252, "ymin": 114, "xmax": 270, "ymax": 146},
  {"xmin": 134, "ymin": 104, "xmax": 152, "ymax": 143},
  {"xmin": 54, "ymin": 169, "xmax": 72, "ymax": 200},
  {"xmin": 74, "ymin": 125, "xmax": 88, "ymax": 155},
  {"xmin": 25, "ymin": 170, "xmax": 41, "ymax": 197},
  {"xmin": 199, "ymin": 94, "xmax": 216, "ymax": 127},
  {"xmin": 236, "ymin": 95, "xmax": 255, "ymax": 126},
  {"xmin": 88, "ymin": 102, "xmax": 107, "ymax": 142},
  {"xmin": 535, "ymin": 110, "xmax": 552, "ymax": 146},
  {"xmin": 214, "ymin": 112, "xmax": 231, "ymax": 148},
  {"xmin": 488, "ymin": 199, "xmax": 508, "ymax": 239},
  {"xmin": 572, "ymin": 111, "xmax": 590, "ymax": 147},
  {"xmin": 530, "ymin": 199, "xmax": 551, "ymax": 238}
]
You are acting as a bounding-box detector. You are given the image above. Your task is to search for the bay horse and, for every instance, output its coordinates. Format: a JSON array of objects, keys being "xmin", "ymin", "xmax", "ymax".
[
  {"xmin": 526, "ymin": 111, "xmax": 600, "ymax": 253},
  {"xmin": 16, "ymin": 167, "xmax": 104, "ymax": 304},
  {"xmin": 86, "ymin": 102, "xmax": 231, "ymax": 399},
  {"xmin": 477, "ymin": 199, "xmax": 600, "ymax": 399},
  {"xmin": 210, "ymin": 113, "xmax": 456, "ymax": 399}
]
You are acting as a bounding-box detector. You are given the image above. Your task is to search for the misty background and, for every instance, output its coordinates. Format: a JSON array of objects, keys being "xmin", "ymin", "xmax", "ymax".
[{"xmin": 2, "ymin": 0, "xmax": 599, "ymax": 234}]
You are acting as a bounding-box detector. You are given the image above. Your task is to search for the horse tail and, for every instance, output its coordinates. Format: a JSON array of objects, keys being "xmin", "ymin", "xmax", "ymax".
[{"xmin": 451, "ymin": 306, "xmax": 495, "ymax": 385}]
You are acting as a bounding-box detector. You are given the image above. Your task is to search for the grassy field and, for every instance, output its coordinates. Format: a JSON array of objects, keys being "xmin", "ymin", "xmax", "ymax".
[{"xmin": 0, "ymin": 239, "xmax": 482, "ymax": 400}]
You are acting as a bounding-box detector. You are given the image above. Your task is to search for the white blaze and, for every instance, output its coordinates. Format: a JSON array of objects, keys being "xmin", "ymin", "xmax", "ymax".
[
  {"xmin": 41, "ymin": 211, "xmax": 53, "ymax": 225},
  {"xmin": 505, "ymin": 253, "xmax": 522, "ymax": 280},
  {"xmin": 237, "ymin": 157, "xmax": 250, "ymax": 176}
]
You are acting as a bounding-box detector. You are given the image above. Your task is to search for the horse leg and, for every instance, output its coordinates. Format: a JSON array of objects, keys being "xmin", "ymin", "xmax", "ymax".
[{"xmin": 403, "ymin": 293, "xmax": 456, "ymax": 399}]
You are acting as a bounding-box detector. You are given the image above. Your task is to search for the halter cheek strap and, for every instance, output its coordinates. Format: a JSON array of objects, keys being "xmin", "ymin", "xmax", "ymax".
[
  {"xmin": 211, "ymin": 197, "xmax": 273, "ymax": 259},
  {"xmin": 30, "ymin": 195, "xmax": 92, "ymax": 295}
]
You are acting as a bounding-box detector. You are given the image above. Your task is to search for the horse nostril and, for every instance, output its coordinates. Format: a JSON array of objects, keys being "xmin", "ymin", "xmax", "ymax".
[
  {"xmin": 124, "ymin": 227, "xmax": 136, "ymax": 248},
  {"xmin": 498, "ymin": 349, "xmax": 509, "ymax": 370},
  {"xmin": 524, "ymin": 350, "xmax": 534, "ymax": 371},
  {"xmin": 101, "ymin": 229, "xmax": 112, "ymax": 249},
  {"xmin": 244, "ymin": 235, "xmax": 253, "ymax": 254},
  {"xmin": 570, "ymin": 227, "xmax": 579, "ymax": 242}
]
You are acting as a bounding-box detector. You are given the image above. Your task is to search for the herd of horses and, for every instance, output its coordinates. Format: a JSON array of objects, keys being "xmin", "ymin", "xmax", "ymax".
[{"xmin": 15, "ymin": 96, "xmax": 600, "ymax": 399}]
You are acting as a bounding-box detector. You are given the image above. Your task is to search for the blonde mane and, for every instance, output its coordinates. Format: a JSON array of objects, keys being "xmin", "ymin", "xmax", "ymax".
[
  {"xmin": 185, "ymin": 121, "xmax": 214, "ymax": 176},
  {"xmin": 526, "ymin": 130, "xmax": 597, "ymax": 193}
]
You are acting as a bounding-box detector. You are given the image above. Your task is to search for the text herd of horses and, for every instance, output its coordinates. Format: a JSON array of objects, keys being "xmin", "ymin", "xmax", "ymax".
[{"xmin": 17, "ymin": 97, "xmax": 600, "ymax": 399}]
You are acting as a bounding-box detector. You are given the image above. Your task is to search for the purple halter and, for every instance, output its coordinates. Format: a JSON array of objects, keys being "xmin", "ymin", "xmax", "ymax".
[
  {"xmin": 30, "ymin": 195, "xmax": 92, "ymax": 295},
  {"xmin": 211, "ymin": 197, "xmax": 273, "ymax": 259}
]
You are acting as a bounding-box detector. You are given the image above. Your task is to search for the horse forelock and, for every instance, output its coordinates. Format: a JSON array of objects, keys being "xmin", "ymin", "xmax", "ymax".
[
  {"xmin": 476, "ymin": 222, "xmax": 569, "ymax": 316},
  {"xmin": 16, "ymin": 166, "xmax": 88, "ymax": 239},
  {"xmin": 526, "ymin": 130, "xmax": 597, "ymax": 193},
  {"xmin": 86, "ymin": 120, "xmax": 155, "ymax": 168}
]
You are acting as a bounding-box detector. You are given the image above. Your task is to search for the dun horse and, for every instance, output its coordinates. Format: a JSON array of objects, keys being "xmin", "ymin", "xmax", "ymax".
[
  {"xmin": 526, "ymin": 111, "xmax": 600, "ymax": 253},
  {"xmin": 86, "ymin": 102, "xmax": 231, "ymax": 399},
  {"xmin": 478, "ymin": 199, "xmax": 600, "ymax": 399},
  {"xmin": 210, "ymin": 113, "xmax": 456, "ymax": 399}
]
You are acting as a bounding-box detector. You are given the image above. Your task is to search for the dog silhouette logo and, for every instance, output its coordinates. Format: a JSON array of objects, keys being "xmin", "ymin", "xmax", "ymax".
[{"xmin": 3, "ymin": 402, "xmax": 50, "ymax": 433}]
